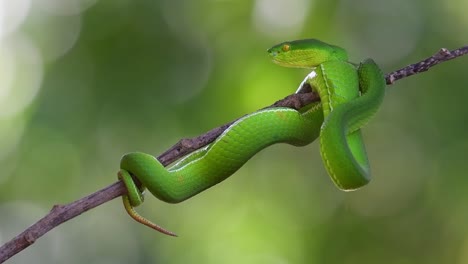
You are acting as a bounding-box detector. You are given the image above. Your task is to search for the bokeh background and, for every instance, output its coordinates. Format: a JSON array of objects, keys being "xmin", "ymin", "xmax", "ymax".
[{"xmin": 0, "ymin": 0, "xmax": 467, "ymax": 263}]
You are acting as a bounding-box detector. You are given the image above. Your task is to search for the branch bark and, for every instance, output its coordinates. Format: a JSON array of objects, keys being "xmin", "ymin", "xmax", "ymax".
[{"xmin": 1, "ymin": 45, "xmax": 467, "ymax": 263}]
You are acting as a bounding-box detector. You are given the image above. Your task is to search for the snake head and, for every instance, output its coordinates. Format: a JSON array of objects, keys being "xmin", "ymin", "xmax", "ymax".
[{"xmin": 267, "ymin": 39, "xmax": 348, "ymax": 68}]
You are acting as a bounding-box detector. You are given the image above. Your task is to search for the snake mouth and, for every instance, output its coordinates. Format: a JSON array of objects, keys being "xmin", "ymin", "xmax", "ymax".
[
  {"xmin": 267, "ymin": 48, "xmax": 277, "ymax": 56},
  {"xmin": 269, "ymin": 56, "xmax": 308, "ymax": 68}
]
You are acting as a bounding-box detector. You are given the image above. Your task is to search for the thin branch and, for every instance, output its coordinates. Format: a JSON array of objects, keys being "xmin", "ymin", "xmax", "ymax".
[
  {"xmin": 0, "ymin": 182, "xmax": 126, "ymax": 263},
  {"xmin": 385, "ymin": 45, "xmax": 468, "ymax": 84},
  {"xmin": 0, "ymin": 45, "xmax": 466, "ymax": 263}
]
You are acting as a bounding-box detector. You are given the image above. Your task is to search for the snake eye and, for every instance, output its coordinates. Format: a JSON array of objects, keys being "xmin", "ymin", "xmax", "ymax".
[{"xmin": 282, "ymin": 44, "xmax": 290, "ymax": 52}]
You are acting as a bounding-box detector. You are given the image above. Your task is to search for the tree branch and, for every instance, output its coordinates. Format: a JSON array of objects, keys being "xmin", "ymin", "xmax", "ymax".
[
  {"xmin": 385, "ymin": 46, "xmax": 468, "ymax": 84},
  {"xmin": 0, "ymin": 45, "xmax": 466, "ymax": 263}
]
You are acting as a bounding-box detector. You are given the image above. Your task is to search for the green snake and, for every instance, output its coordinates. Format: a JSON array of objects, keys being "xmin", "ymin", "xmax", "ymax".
[{"xmin": 118, "ymin": 39, "xmax": 386, "ymax": 236}]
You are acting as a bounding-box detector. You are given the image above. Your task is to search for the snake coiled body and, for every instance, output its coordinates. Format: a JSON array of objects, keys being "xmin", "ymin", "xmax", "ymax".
[
  {"xmin": 120, "ymin": 105, "xmax": 323, "ymax": 203},
  {"xmin": 118, "ymin": 39, "xmax": 386, "ymax": 235}
]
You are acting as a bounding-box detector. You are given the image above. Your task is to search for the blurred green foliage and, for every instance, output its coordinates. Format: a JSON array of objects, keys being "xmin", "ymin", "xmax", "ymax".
[{"xmin": 1, "ymin": 0, "xmax": 468, "ymax": 263}]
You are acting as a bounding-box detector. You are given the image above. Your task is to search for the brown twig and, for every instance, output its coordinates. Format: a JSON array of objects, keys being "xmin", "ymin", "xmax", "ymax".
[
  {"xmin": 385, "ymin": 46, "xmax": 468, "ymax": 84},
  {"xmin": 0, "ymin": 45, "xmax": 466, "ymax": 263}
]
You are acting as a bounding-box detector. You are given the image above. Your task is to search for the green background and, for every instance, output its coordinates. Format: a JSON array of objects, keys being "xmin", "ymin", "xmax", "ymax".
[{"xmin": 1, "ymin": 0, "xmax": 468, "ymax": 263}]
